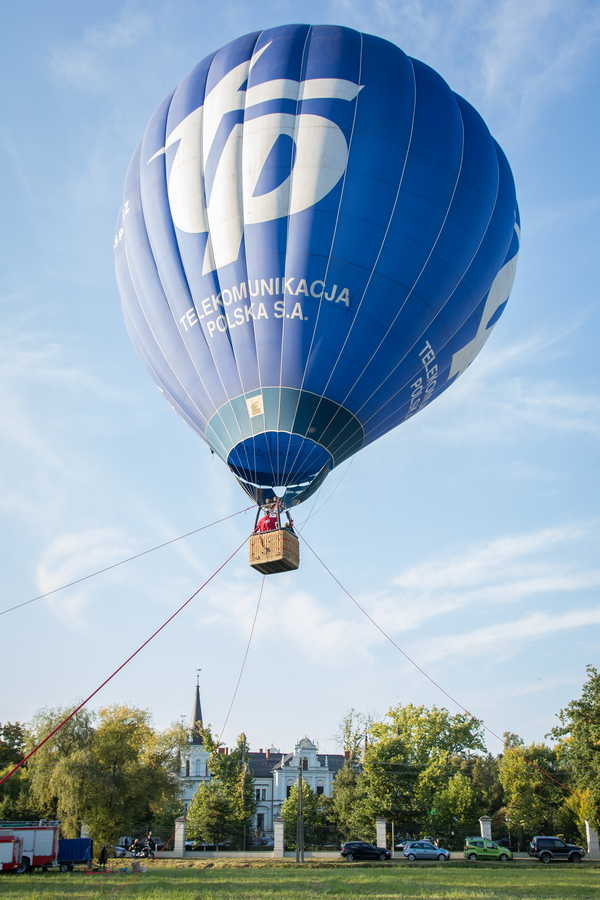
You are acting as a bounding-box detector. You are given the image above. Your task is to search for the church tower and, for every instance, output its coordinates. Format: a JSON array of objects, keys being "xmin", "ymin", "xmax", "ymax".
[{"xmin": 180, "ymin": 674, "xmax": 211, "ymax": 810}]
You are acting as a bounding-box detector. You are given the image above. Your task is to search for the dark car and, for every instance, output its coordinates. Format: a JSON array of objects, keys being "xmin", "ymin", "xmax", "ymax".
[
  {"xmin": 529, "ymin": 836, "xmax": 585, "ymax": 863},
  {"xmin": 340, "ymin": 841, "xmax": 391, "ymax": 861}
]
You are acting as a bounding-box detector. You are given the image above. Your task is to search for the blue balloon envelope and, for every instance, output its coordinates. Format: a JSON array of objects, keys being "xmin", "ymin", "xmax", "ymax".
[{"xmin": 114, "ymin": 24, "xmax": 519, "ymax": 507}]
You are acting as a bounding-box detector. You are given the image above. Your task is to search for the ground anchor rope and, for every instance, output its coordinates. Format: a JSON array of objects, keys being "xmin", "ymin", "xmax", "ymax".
[
  {"xmin": 0, "ymin": 535, "xmax": 247, "ymax": 788},
  {"xmin": 300, "ymin": 533, "xmax": 570, "ymax": 792}
]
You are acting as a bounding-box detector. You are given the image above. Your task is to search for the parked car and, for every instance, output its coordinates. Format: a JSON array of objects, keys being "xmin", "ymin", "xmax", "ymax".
[
  {"xmin": 464, "ymin": 837, "xmax": 512, "ymax": 861},
  {"xmin": 529, "ymin": 836, "xmax": 585, "ymax": 863},
  {"xmin": 403, "ymin": 840, "xmax": 449, "ymax": 861},
  {"xmin": 112, "ymin": 845, "xmax": 133, "ymax": 858},
  {"xmin": 184, "ymin": 840, "xmax": 231, "ymax": 851},
  {"xmin": 340, "ymin": 841, "xmax": 391, "ymax": 861},
  {"xmin": 394, "ymin": 838, "xmax": 411, "ymax": 851}
]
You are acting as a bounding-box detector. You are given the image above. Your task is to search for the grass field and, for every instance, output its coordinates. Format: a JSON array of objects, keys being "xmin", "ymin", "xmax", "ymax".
[{"xmin": 4, "ymin": 862, "xmax": 600, "ymax": 900}]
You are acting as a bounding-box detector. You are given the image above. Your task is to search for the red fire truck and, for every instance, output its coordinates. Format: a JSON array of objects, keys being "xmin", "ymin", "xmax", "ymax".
[
  {"xmin": 0, "ymin": 821, "xmax": 59, "ymax": 872},
  {"xmin": 0, "ymin": 836, "xmax": 22, "ymax": 873}
]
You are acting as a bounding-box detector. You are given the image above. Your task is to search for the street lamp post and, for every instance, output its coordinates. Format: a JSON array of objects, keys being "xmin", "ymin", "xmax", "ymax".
[{"xmin": 295, "ymin": 762, "xmax": 304, "ymax": 863}]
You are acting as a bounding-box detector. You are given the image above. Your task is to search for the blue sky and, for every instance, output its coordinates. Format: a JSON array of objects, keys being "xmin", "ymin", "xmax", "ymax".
[{"xmin": 2, "ymin": 0, "xmax": 600, "ymax": 756}]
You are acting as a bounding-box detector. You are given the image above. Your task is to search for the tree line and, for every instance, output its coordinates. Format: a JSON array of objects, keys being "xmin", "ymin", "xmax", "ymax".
[
  {"xmin": 0, "ymin": 706, "xmax": 186, "ymax": 845},
  {"xmin": 1, "ymin": 665, "xmax": 599, "ymax": 850}
]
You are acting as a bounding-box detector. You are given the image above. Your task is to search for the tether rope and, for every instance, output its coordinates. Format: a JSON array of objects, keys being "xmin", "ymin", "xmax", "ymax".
[
  {"xmin": 217, "ymin": 574, "xmax": 266, "ymax": 744},
  {"xmin": 0, "ymin": 535, "xmax": 247, "ymax": 788},
  {"xmin": 300, "ymin": 533, "xmax": 569, "ymax": 791},
  {"xmin": 0, "ymin": 506, "xmax": 254, "ymax": 619}
]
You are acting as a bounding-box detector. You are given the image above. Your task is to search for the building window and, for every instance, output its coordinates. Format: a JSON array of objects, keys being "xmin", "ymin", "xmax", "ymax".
[
  {"xmin": 301, "ymin": 757, "xmax": 308, "ymax": 770},
  {"xmin": 261, "ymin": 788, "xmax": 267, "ymax": 801},
  {"xmin": 257, "ymin": 813, "xmax": 265, "ymax": 833},
  {"xmin": 316, "ymin": 785, "xmax": 324, "ymax": 795},
  {"xmin": 256, "ymin": 788, "xmax": 261, "ymax": 802},
  {"xmin": 185, "ymin": 760, "xmax": 190, "ymax": 777},
  {"xmin": 286, "ymin": 785, "xmax": 292, "ymax": 798}
]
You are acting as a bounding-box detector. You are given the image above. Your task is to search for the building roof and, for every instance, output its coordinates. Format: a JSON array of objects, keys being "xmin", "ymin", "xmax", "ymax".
[
  {"xmin": 247, "ymin": 750, "xmax": 346, "ymax": 778},
  {"xmin": 247, "ymin": 752, "xmax": 285, "ymax": 777},
  {"xmin": 190, "ymin": 683, "xmax": 203, "ymax": 745}
]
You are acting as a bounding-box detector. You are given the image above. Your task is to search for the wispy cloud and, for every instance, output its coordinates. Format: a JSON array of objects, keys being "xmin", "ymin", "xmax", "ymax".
[
  {"xmin": 49, "ymin": 7, "xmax": 152, "ymax": 92},
  {"xmin": 36, "ymin": 528, "xmax": 139, "ymax": 626},
  {"xmin": 191, "ymin": 522, "xmax": 599, "ymax": 666},
  {"xmin": 421, "ymin": 606, "xmax": 600, "ymax": 662},
  {"xmin": 417, "ymin": 325, "xmax": 600, "ymax": 444},
  {"xmin": 367, "ymin": 522, "xmax": 600, "ymax": 637},
  {"xmin": 328, "ymin": 0, "xmax": 600, "ymax": 131},
  {"xmin": 478, "ymin": 0, "xmax": 600, "ymax": 118},
  {"xmin": 197, "ymin": 576, "xmax": 372, "ymax": 665},
  {"xmin": 392, "ymin": 525, "xmax": 584, "ymax": 592}
]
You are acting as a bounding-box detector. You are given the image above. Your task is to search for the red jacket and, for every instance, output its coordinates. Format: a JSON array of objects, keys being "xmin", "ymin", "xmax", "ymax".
[{"xmin": 256, "ymin": 514, "xmax": 277, "ymax": 533}]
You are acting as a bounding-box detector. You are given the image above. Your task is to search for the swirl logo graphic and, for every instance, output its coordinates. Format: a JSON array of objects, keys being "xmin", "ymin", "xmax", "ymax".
[{"xmin": 150, "ymin": 42, "xmax": 362, "ymax": 275}]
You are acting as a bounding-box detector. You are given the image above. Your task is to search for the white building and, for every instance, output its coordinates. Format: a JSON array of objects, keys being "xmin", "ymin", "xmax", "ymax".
[
  {"xmin": 178, "ymin": 682, "xmax": 345, "ymax": 836},
  {"xmin": 179, "ymin": 681, "xmax": 211, "ymax": 809}
]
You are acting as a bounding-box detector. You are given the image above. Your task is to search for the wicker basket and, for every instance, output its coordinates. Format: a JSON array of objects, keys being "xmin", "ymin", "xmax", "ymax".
[{"xmin": 248, "ymin": 529, "xmax": 300, "ymax": 574}]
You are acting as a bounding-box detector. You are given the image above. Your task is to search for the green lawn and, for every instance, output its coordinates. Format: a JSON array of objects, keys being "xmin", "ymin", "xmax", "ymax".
[{"xmin": 4, "ymin": 862, "xmax": 600, "ymax": 900}]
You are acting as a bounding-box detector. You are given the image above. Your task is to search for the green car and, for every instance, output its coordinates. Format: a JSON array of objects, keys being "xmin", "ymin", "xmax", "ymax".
[{"xmin": 464, "ymin": 838, "xmax": 512, "ymax": 861}]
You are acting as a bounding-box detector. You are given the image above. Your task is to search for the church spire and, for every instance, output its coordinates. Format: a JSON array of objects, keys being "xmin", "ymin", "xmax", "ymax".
[{"xmin": 190, "ymin": 669, "xmax": 203, "ymax": 745}]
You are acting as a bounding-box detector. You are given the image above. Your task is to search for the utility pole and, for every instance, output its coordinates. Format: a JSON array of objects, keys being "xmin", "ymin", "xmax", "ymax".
[{"xmin": 295, "ymin": 763, "xmax": 304, "ymax": 862}]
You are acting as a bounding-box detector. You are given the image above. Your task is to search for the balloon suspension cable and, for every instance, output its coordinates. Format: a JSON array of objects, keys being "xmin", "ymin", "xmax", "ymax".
[
  {"xmin": 217, "ymin": 574, "xmax": 265, "ymax": 744},
  {"xmin": 0, "ymin": 505, "xmax": 254, "ymax": 619},
  {"xmin": 0, "ymin": 535, "xmax": 247, "ymax": 788},
  {"xmin": 300, "ymin": 532, "xmax": 570, "ymax": 793}
]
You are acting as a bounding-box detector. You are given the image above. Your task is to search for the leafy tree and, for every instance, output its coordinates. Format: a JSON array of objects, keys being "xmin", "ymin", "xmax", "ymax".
[
  {"xmin": 186, "ymin": 728, "xmax": 255, "ymax": 848},
  {"xmin": 555, "ymin": 789, "xmax": 591, "ymax": 844},
  {"xmin": 25, "ymin": 708, "xmax": 95, "ymax": 835},
  {"xmin": 464, "ymin": 753, "xmax": 504, "ymax": 816},
  {"xmin": 331, "ymin": 762, "xmax": 368, "ymax": 841},
  {"xmin": 0, "ymin": 722, "xmax": 26, "ymax": 769},
  {"xmin": 371, "ymin": 704, "xmax": 485, "ymax": 764},
  {"xmin": 499, "ymin": 743, "xmax": 568, "ymax": 846},
  {"xmin": 427, "ymin": 772, "xmax": 479, "ymax": 846},
  {"xmin": 281, "ymin": 781, "xmax": 334, "ymax": 848},
  {"xmin": 80, "ymin": 706, "xmax": 180, "ymax": 844},
  {"xmin": 360, "ymin": 734, "xmax": 422, "ymax": 837},
  {"xmin": 360, "ymin": 704, "xmax": 485, "ymax": 838},
  {"xmin": 23, "ymin": 705, "xmax": 181, "ymax": 843},
  {"xmin": 550, "ymin": 665, "xmax": 600, "ymax": 828},
  {"xmin": 0, "ymin": 721, "xmax": 42, "ymax": 820},
  {"xmin": 336, "ymin": 709, "xmax": 370, "ymax": 763},
  {"xmin": 186, "ymin": 781, "xmax": 231, "ymax": 845},
  {"xmin": 503, "ymin": 731, "xmax": 525, "ymax": 749}
]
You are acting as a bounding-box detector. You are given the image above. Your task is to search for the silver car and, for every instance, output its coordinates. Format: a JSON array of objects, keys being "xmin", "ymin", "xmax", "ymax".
[{"xmin": 404, "ymin": 840, "xmax": 450, "ymax": 861}]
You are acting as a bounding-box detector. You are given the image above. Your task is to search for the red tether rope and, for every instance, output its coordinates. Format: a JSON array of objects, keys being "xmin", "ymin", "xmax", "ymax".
[{"xmin": 0, "ymin": 535, "xmax": 246, "ymax": 787}]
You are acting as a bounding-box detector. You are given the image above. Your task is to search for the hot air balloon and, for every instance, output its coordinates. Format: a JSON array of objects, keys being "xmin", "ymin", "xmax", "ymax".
[{"xmin": 114, "ymin": 24, "xmax": 519, "ymax": 573}]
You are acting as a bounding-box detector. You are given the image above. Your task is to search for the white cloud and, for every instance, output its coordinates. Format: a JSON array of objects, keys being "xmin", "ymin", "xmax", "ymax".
[
  {"xmin": 189, "ymin": 521, "xmax": 600, "ymax": 667},
  {"xmin": 197, "ymin": 575, "xmax": 373, "ymax": 666},
  {"xmin": 421, "ymin": 606, "xmax": 600, "ymax": 662},
  {"xmin": 392, "ymin": 525, "xmax": 583, "ymax": 592},
  {"xmin": 337, "ymin": 522, "xmax": 600, "ymax": 640}
]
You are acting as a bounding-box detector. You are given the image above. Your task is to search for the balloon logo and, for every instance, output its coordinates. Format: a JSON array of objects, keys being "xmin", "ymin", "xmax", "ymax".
[{"xmin": 115, "ymin": 25, "xmax": 519, "ymax": 508}]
